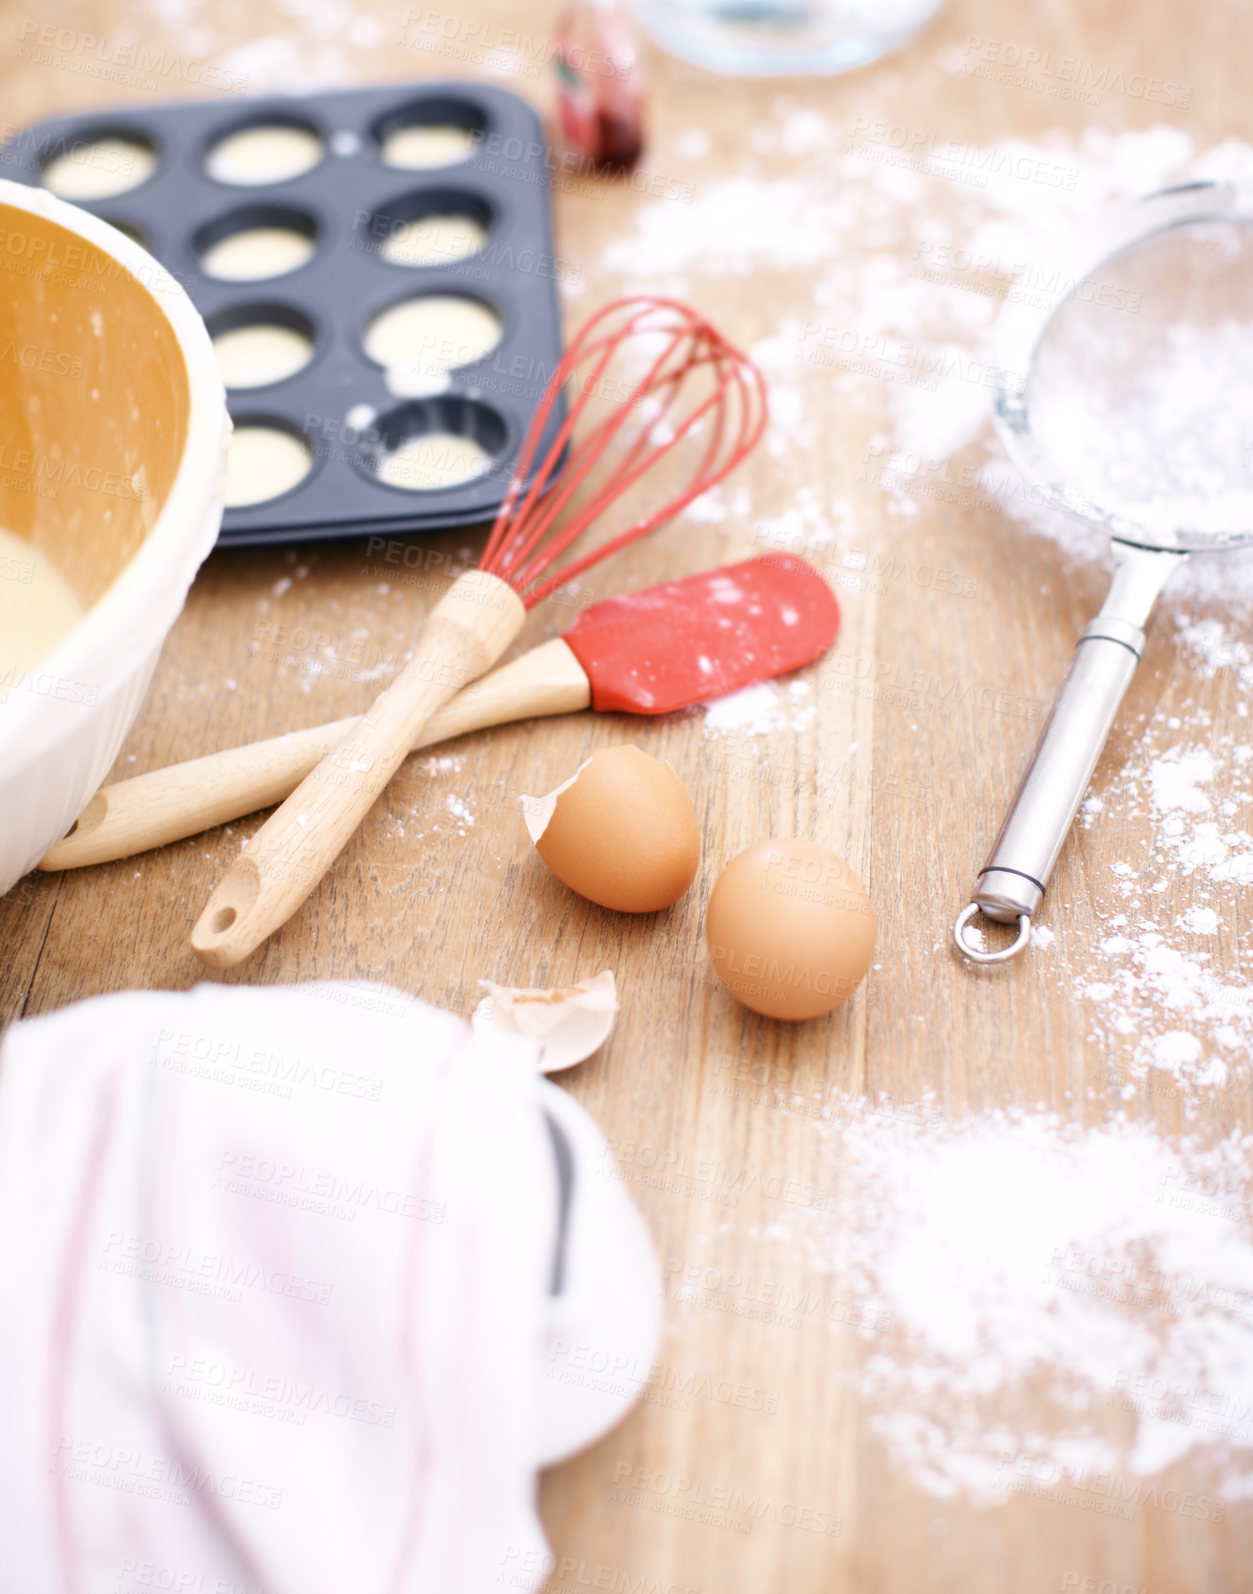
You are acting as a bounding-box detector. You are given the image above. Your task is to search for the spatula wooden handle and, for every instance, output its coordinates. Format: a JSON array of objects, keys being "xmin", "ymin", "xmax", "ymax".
[
  {"xmin": 38, "ymin": 638, "xmax": 591, "ymax": 870},
  {"xmin": 190, "ymin": 571, "xmax": 527, "ymax": 969}
]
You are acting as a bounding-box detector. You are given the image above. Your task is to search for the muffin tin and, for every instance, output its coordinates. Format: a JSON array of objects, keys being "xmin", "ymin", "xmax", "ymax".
[{"xmin": 1, "ymin": 84, "xmax": 566, "ymax": 546}]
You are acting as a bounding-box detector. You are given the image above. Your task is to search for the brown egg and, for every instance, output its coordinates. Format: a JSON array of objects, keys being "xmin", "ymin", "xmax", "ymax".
[
  {"xmin": 525, "ymin": 745, "xmax": 701, "ymax": 913},
  {"xmin": 705, "ymin": 839, "xmax": 875, "ymax": 1020}
]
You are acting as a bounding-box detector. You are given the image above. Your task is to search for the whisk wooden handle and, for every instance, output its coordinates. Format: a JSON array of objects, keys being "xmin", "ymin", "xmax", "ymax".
[
  {"xmin": 39, "ymin": 640, "xmax": 592, "ymax": 870},
  {"xmin": 190, "ymin": 571, "xmax": 526, "ymax": 969}
]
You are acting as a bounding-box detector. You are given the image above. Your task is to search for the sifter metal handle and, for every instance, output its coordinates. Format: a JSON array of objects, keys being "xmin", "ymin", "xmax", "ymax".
[{"xmin": 953, "ymin": 542, "xmax": 1186, "ymax": 964}]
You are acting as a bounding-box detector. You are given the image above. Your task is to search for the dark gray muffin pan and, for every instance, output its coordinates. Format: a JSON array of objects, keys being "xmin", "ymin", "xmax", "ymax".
[{"xmin": 1, "ymin": 82, "xmax": 566, "ymax": 546}]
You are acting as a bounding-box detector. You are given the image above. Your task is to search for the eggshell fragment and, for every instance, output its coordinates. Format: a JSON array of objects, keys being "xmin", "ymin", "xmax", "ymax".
[
  {"xmin": 705, "ymin": 839, "xmax": 875, "ymax": 1021},
  {"xmin": 472, "ymin": 970, "xmax": 618, "ymax": 1072},
  {"xmin": 520, "ymin": 759, "xmax": 589, "ymax": 846},
  {"xmin": 521, "ymin": 745, "xmax": 700, "ymax": 913}
]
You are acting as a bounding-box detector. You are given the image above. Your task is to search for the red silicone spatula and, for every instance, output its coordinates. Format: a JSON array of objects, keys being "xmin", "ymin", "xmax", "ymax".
[
  {"xmin": 40, "ymin": 553, "xmax": 838, "ymax": 870},
  {"xmin": 564, "ymin": 551, "xmax": 837, "ymax": 713}
]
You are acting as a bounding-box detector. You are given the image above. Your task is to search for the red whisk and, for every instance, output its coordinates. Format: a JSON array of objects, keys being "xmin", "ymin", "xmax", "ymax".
[{"xmin": 192, "ymin": 295, "xmax": 767, "ymax": 968}]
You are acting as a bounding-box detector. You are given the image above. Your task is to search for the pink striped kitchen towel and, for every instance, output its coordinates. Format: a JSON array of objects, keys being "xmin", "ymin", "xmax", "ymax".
[{"xmin": 0, "ymin": 981, "xmax": 658, "ymax": 1594}]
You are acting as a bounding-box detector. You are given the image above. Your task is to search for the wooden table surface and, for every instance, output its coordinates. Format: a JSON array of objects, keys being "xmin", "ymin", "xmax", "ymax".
[{"xmin": 3, "ymin": 0, "xmax": 1251, "ymax": 1589}]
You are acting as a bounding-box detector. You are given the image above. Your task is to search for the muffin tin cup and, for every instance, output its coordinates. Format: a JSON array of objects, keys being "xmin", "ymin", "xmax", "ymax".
[{"xmin": 4, "ymin": 83, "xmax": 566, "ymax": 546}]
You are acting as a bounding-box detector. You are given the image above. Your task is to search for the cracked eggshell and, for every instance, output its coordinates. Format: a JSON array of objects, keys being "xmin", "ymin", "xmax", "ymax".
[
  {"xmin": 520, "ymin": 745, "xmax": 701, "ymax": 913},
  {"xmin": 472, "ymin": 970, "xmax": 619, "ymax": 1072}
]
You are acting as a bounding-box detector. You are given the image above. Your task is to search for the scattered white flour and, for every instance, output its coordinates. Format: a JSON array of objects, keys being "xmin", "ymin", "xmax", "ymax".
[
  {"xmin": 608, "ymin": 116, "xmax": 1253, "ymax": 600},
  {"xmin": 1177, "ymin": 614, "xmax": 1253, "ymax": 682},
  {"xmin": 1152, "ymin": 1032, "xmax": 1203, "ymax": 1070},
  {"xmin": 604, "ymin": 116, "xmax": 1253, "ymax": 1515},
  {"xmin": 611, "ymin": 109, "xmax": 1253, "ymax": 1079},
  {"xmin": 376, "ymin": 752, "xmax": 474, "ymax": 843},
  {"xmin": 446, "ymin": 794, "xmax": 475, "ymax": 834},
  {"xmin": 416, "ymin": 753, "xmax": 466, "ymax": 777},
  {"xmin": 682, "ymin": 482, "xmax": 753, "ymax": 525},
  {"xmin": 210, "ymin": 0, "xmax": 387, "ymax": 86},
  {"xmin": 603, "ymin": 176, "xmax": 842, "ymax": 280},
  {"xmin": 1069, "ymin": 721, "xmax": 1253, "ymax": 1081},
  {"xmin": 959, "ymin": 921, "xmax": 987, "ymax": 953},
  {"xmin": 779, "ymin": 1109, "xmax": 1253, "ymax": 1503},
  {"xmin": 702, "ymin": 678, "xmax": 815, "ymax": 737},
  {"xmin": 1146, "ymin": 746, "xmax": 1216, "ymax": 815}
]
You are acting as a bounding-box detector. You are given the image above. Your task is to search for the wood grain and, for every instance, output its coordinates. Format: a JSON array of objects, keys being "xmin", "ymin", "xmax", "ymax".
[
  {"xmin": 38, "ymin": 636, "xmax": 591, "ymax": 867},
  {"xmin": 2, "ymin": 0, "xmax": 1251, "ymax": 1589},
  {"xmin": 189, "ymin": 569, "xmax": 526, "ymax": 966}
]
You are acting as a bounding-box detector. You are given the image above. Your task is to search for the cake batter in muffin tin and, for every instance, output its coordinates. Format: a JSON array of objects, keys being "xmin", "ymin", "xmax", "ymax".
[{"xmin": 3, "ymin": 83, "xmax": 566, "ymax": 546}]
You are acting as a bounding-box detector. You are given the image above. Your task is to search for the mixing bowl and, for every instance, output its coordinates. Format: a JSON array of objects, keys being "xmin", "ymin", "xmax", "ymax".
[{"xmin": 0, "ymin": 177, "xmax": 228, "ymax": 896}]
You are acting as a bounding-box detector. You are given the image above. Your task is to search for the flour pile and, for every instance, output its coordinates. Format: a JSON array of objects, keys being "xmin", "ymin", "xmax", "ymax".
[{"xmin": 775, "ymin": 1109, "xmax": 1253, "ymax": 1506}]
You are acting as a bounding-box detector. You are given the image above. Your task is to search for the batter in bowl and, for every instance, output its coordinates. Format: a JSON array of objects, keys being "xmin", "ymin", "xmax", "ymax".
[{"xmin": 0, "ymin": 527, "xmax": 84, "ymax": 672}]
